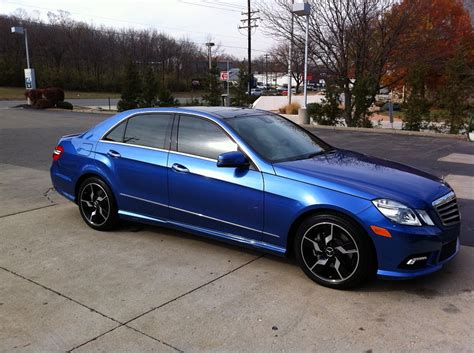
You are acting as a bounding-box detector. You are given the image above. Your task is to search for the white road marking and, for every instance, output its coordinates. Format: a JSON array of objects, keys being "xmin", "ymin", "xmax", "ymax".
[
  {"xmin": 438, "ymin": 153, "xmax": 474, "ymax": 165},
  {"xmin": 445, "ymin": 174, "xmax": 474, "ymax": 201}
]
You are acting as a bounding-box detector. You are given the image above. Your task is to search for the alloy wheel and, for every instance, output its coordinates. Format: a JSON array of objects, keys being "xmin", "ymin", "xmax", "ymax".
[
  {"xmin": 300, "ymin": 222, "xmax": 359, "ymax": 283},
  {"xmin": 80, "ymin": 182, "xmax": 110, "ymax": 226}
]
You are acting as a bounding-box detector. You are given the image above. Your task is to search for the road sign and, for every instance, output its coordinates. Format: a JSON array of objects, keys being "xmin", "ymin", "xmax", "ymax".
[
  {"xmin": 24, "ymin": 68, "xmax": 36, "ymax": 90},
  {"xmin": 220, "ymin": 71, "xmax": 228, "ymax": 81}
]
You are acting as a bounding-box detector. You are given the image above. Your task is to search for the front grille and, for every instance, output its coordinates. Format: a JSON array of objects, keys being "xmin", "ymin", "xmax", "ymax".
[
  {"xmin": 432, "ymin": 191, "xmax": 460, "ymax": 226},
  {"xmin": 439, "ymin": 239, "xmax": 457, "ymax": 262}
]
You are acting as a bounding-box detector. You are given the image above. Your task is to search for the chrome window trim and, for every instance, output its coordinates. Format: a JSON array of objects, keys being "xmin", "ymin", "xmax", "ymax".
[
  {"xmin": 169, "ymin": 150, "xmax": 217, "ymax": 163},
  {"xmin": 120, "ymin": 192, "xmax": 280, "ymax": 238},
  {"xmin": 100, "ymin": 140, "xmax": 169, "ymax": 153},
  {"xmin": 100, "ymin": 111, "xmax": 176, "ymax": 141},
  {"xmin": 176, "ymin": 113, "xmax": 262, "ymax": 172},
  {"xmin": 99, "ymin": 110, "xmax": 262, "ymax": 172}
]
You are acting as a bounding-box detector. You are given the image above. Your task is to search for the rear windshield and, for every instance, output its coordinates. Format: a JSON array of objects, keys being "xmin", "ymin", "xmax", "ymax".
[{"xmin": 226, "ymin": 113, "xmax": 332, "ymax": 163}]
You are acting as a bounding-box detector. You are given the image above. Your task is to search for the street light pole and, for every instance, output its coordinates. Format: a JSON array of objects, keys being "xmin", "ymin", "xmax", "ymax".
[
  {"xmin": 205, "ymin": 42, "xmax": 215, "ymax": 91},
  {"xmin": 24, "ymin": 28, "xmax": 31, "ymax": 69},
  {"xmin": 205, "ymin": 42, "xmax": 215, "ymax": 70},
  {"xmin": 288, "ymin": 0, "xmax": 294, "ymax": 105},
  {"xmin": 291, "ymin": 1, "xmax": 311, "ymax": 122},
  {"xmin": 303, "ymin": 10, "xmax": 309, "ymax": 109}
]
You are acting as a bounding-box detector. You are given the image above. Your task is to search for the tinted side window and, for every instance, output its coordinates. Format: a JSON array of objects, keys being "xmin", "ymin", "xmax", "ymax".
[
  {"xmin": 178, "ymin": 116, "xmax": 237, "ymax": 160},
  {"xmin": 103, "ymin": 121, "xmax": 126, "ymax": 142},
  {"xmin": 123, "ymin": 114, "xmax": 172, "ymax": 149}
]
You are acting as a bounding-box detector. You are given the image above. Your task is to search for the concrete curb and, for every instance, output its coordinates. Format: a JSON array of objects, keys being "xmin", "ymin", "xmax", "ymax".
[{"xmin": 300, "ymin": 124, "xmax": 468, "ymax": 141}]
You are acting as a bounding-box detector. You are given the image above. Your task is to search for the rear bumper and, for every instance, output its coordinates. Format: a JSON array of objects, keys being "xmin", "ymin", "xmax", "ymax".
[{"xmin": 50, "ymin": 163, "xmax": 76, "ymax": 202}]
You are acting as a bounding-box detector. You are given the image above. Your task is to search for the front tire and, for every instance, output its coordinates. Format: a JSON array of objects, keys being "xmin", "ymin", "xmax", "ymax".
[
  {"xmin": 294, "ymin": 214, "xmax": 375, "ymax": 289},
  {"xmin": 78, "ymin": 177, "xmax": 118, "ymax": 231}
]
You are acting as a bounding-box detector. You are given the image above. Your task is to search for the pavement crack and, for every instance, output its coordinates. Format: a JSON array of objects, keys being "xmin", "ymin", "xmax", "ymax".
[
  {"xmin": 67, "ymin": 256, "xmax": 263, "ymax": 353},
  {"xmin": 0, "ymin": 266, "xmax": 122, "ymax": 325},
  {"xmin": 0, "ymin": 253, "xmax": 263, "ymax": 353},
  {"xmin": 0, "ymin": 204, "xmax": 57, "ymax": 219},
  {"xmin": 66, "ymin": 324, "xmax": 123, "ymax": 352},
  {"xmin": 123, "ymin": 254, "xmax": 264, "ymax": 327},
  {"xmin": 43, "ymin": 187, "xmax": 56, "ymax": 204},
  {"xmin": 125, "ymin": 326, "xmax": 184, "ymax": 352}
]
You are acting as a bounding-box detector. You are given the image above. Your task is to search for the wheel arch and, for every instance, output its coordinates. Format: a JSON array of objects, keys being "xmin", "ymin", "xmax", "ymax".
[
  {"xmin": 74, "ymin": 171, "xmax": 115, "ymax": 203},
  {"xmin": 285, "ymin": 206, "xmax": 378, "ymax": 268}
]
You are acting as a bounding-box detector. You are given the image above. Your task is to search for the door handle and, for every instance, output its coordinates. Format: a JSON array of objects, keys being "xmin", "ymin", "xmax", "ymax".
[
  {"xmin": 172, "ymin": 163, "xmax": 189, "ymax": 173},
  {"xmin": 107, "ymin": 150, "xmax": 121, "ymax": 158}
]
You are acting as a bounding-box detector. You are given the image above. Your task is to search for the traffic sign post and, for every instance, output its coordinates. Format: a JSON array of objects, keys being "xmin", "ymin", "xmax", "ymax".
[
  {"xmin": 220, "ymin": 71, "xmax": 228, "ymax": 81},
  {"xmin": 221, "ymin": 66, "xmax": 230, "ymax": 106}
]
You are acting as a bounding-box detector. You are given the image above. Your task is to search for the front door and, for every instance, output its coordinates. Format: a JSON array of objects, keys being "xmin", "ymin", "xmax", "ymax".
[{"xmin": 167, "ymin": 114, "xmax": 264, "ymax": 240}]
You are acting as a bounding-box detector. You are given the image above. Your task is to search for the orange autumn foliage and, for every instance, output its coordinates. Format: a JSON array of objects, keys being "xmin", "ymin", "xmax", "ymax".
[{"xmin": 383, "ymin": 0, "xmax": 473, "ymax": 89}]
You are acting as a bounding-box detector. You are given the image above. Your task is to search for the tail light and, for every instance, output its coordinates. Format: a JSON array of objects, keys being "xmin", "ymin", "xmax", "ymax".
[{"xmin": 53, "ymin": 145, "xmax": 64, "ymax": 161}]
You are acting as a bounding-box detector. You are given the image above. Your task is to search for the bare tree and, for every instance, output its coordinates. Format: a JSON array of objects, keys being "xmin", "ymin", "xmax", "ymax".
[
  {"xmin": 272, "ymin": 41, "xmax": 305, "ymax": 93},
  {"xmin": 259, "ymin": 0, "xmax": 417, "ymax": 127},
  {"xmin": 0, "ymin": 11, "xmax": 205, "ymax": 92}
]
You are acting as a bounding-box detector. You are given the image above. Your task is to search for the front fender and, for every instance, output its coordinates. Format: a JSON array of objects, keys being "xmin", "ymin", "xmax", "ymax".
[{"xmin": 262, "ymin": 173, "xmax": 373, "ymax": 248}]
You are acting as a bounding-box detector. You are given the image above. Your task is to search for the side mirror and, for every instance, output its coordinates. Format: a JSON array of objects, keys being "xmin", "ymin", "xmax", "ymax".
[{"xmin": 217, "ymin": 151, "xmax": 249, "ymax": 168}]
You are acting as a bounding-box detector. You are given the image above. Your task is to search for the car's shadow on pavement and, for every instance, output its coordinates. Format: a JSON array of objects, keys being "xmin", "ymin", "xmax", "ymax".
[{"xmin": 115, "ymin": 219, "xmax": 472, "ymax": 297}]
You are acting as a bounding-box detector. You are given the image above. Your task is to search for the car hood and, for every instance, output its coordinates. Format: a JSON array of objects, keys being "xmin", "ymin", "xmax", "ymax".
[{"xmin": 273, "ymin": 149, "xmax": 451, "ymax": 208}]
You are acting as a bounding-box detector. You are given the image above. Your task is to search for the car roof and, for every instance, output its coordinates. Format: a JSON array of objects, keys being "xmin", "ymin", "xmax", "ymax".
[{"xmin": 178, "ymin": 106, "xmax": 265, "ymax": 119}]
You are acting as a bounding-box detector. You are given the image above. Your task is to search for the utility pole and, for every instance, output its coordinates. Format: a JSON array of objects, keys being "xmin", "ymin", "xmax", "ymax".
[
  {"xmin": 288, "ymin": 0, "xmax": 294, "ymax": 104},
  {"xmin": 239, "ymin": 0, "xmax": 259, "ymax": 96},
  {"xmin": 264, "ymin": 53, "xmax": 270, "ymax": 87}
]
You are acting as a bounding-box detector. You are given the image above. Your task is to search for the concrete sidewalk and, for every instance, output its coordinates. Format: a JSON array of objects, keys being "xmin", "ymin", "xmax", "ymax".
[
  {"xmin": 1, "ymin": 109, "xmax": 473, "ymax": 352},
  {"xmin": 1, "ymin": 197, "xmax": 473, "ymax": 352}
]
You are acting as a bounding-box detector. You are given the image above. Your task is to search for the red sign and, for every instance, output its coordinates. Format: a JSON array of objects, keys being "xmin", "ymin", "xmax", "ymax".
[
  {"xmin": 306, "ymin": 74, "xmax": 313, "ymax": 81},
  {"xmin": 220, "ymin": 71, "xmax": 228, "ymax": 81}
]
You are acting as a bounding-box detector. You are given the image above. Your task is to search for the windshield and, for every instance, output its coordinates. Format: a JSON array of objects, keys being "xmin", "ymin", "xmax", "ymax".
[{"xmin": 226, "ymin": 113, "xmax": 332, "ymax": 163}]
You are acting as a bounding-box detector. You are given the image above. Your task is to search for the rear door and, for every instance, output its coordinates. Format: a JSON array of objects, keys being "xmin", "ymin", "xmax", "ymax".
[
  {"xmin": 167, "ymin": 114, "xmax": 264, "ymax": 240},
  {"xmin": 96, "ymin": 113, "xmax": 173, "ymax": 219}
]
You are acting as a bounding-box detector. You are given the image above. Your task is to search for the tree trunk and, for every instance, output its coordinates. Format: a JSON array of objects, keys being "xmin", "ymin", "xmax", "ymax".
[{"xmin": 343, "ymin": 86, "xmax": 352, "ymax": 126}]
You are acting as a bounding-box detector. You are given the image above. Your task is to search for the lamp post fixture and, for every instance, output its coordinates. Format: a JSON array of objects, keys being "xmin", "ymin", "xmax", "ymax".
[
  {"xmin": 292, "ymin": 1, "xmax": 311, "ymax": 122},
  {"xmin": 11, "ymin": 26, "xmax": 36, "ymax": 104}
]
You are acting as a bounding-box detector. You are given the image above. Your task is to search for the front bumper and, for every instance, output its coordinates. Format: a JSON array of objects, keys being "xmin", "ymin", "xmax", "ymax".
[
  {"xmin": 357, "ymin": 206, "xmax": 461, "ymax": 279},
  {"xmin": 376, "ymin": 237, "xmax": 459, "ymax": 279}
]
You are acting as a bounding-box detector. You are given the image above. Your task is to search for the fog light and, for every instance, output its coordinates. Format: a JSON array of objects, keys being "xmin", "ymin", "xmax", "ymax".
[
  {"xmin": 406, "ymin": 256, "xmax": 428, "ymax": 265},
  {"xmin": 399, "ymin": 253, "xmax": 431, "ymax": 269}
]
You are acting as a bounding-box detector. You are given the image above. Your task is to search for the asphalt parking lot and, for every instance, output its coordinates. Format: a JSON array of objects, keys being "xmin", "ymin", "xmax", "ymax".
[{"xmin": 1, "ymin": 108, "xmax": 473, "ymax": 352}]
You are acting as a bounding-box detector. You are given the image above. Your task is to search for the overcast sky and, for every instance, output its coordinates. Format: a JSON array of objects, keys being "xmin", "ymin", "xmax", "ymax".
[{"xmin": 0, "ymin": 0, "xmax": 275, "ymax": 58}]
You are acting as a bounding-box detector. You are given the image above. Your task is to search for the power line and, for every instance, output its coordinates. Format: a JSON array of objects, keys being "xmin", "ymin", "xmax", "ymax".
[
  {"xmin": 177, "ymin": 0, "xmax": 242, "ymax": 13},
  {"xmin": 204, "ymin": 0, "xmax": 244, "ymax": 10},
  {"xmin": 5, "ymin": 0, "xmax": 271, "ymax": 58},
  {"xmin": 5, "ymin": 0, "xmax": 255, "ymax": 41}
]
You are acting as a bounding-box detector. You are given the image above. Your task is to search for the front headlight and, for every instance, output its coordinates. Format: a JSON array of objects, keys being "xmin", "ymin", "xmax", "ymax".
[{"xmin": 372, "ymin": 199, "xmax": 421, "ymax": 226}]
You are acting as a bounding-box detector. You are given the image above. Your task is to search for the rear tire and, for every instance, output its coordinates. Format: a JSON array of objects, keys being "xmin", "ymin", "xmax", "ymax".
[
  {"xmin": 294, "ymin": 214, "xmax": 375, "ymax": 289},
  {"xmin": 78, "ymin": 177, "xmax": 118, "ymax": 231}
]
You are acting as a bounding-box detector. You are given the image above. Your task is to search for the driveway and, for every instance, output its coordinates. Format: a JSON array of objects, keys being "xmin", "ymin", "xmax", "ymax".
[{"xmin": 1, "ymin": 108, "xmax": 473, "ymax": 352}]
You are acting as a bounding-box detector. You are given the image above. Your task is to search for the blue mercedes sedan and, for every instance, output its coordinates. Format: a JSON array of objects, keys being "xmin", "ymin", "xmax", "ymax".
[{"xmin": 50, "ymin": 107, "xmax": 460, "ymax": 289}]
